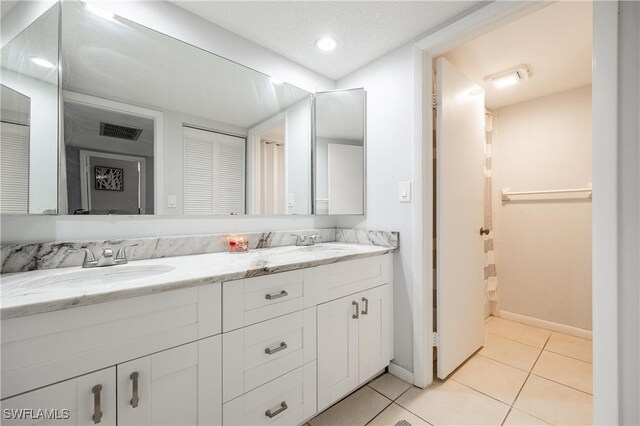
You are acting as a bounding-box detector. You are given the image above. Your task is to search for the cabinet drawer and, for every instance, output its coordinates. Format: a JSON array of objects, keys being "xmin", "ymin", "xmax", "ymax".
[
  {"xmin": 223, "ymin": 361, "xmax": 316, "ymax": 426},
  {"xmin": 223, "ymin": 270, "xmax": 305, "ymax": 332},
  {"xmin": 223, "ymin": 308, "xmax": 316, "ymax": 402},
  {"xmin": 306, "ymin": 253, "xmax": 392, "ymax": 304}
]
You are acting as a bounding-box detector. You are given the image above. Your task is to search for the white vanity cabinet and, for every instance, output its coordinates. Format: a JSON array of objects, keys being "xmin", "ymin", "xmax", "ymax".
[
  {"xmin": 222, "ymin": 253, "xmax": 393, "ymax": 423},
  {"xmin": 0, "ymin": 283, "xmax": 222, "ymax": 425},
  {"xmin": 1, "ymin": 251, "xmax": 394, "ymax": 426},
  {"xmin": 317, "ymin": 284, "xmax": 393, "ymax": 411}
]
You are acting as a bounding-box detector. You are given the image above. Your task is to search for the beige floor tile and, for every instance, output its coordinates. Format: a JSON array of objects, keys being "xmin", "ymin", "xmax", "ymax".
[
  {"xmin": 309, "ymin": 386, "xmax": 391, "ymax": 426},
  {"xmin": 545, "ymin": 332, "xmax": 593, "ymax": 363},
  {"xmin": 368, "ymin": 403, "xmax": 431, "ymax": 426},
  {"xmin": 503, "ymin": 409, "xmax": 550, "ymax": 425},
  {"xmin": 485, "ymin": 317, "xmax": 551, "ymax": 348},
  {"xmin": 450, "ymin": 355, "xmax": 528, "ymax": 404},
  {"xmin": 532, "ymin": 351, "xmax": 592, "ymax": 394},
  {"xmin": 514, "ymin": 375, "xmax": 592, "ymax": 425},
  {"xmin": 368, "ymin": 373, "xmax": 412, "ymax": 401},
  {"xmin": 396, "ymin": 379, "xmax": 510, "ymax": 425},
  {"xmin": 478, "ymin": 333, "xmax": 542, "ymax": 372}
]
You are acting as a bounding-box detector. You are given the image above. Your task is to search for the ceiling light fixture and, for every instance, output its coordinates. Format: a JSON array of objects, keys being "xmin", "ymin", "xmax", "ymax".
[
  {"xmin": 30, "ymin": 57, "xmax": 55, "ymax": 69},
  {"xmin": 82, "ymin": 2, "xmax": 115, "ymax": 20},
  {"xmin": 484, "ymin": 65, "xmax": 530, "ymax": 89},
  {"xmin": 270, "ymin": 77, "xmax": 284, "ymax": 85},
  {"xmin": 315, "ymin": 37, "xmax": 337, "ymax": 52}
]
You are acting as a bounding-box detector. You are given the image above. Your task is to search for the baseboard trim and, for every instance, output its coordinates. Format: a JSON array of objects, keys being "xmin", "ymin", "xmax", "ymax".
[
  {"xmin": 388, "ymin": 362, "xmax": 414, "ymax": 384},
  {"xmin": 499, "ymin": 310, "xmax": 592, "ymax": 340}
]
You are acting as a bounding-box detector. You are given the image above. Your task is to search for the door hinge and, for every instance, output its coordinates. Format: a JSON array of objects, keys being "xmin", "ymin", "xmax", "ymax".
[
  {"xmin": 432, "ymin": 93, "xmax": 439, "ymax": 108},
  {"xmin": 432, "ymin": 332, "xmax": 439, "ymax": 347}
]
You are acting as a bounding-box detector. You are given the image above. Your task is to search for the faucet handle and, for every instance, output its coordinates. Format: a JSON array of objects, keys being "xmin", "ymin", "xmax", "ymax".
[
  {"xmin": 70, "ymin": 248, "xmax": 98, "ymax": 268},
  {"xmin": 309, "ymin": 233, "xmax": 320, "ymax": 242},
  {"xmin": 115, "ymin": 245, "xmax": 134, "ymax": 264},
  {"xmin": 290, "ymin": 234, "xmax": 303, "ymax": 244}
]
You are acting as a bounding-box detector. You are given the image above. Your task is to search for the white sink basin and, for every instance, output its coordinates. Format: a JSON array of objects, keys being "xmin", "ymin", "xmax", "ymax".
[{"xmin": 25, "ymin": 265, "xmax": 175, "ymax": 287}]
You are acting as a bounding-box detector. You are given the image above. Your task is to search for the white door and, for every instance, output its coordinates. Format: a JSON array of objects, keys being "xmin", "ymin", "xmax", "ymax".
[
  {"xmin": 435, "ymin": 57, "xmax": 486, "ymax": 378},
  {"xmin": 0, "ymin": 367, "xmax": 116, "ymax": 425},
  {"xmin": 317, "ymin": 296, "xmax": 359, "ymax": 411},
  {"xmin": 358, "ymin": 285, "xmax": 393, "ymax": 383},
  {"xmin": 118, "ymin": 337, "xmax": 221, "ymax": 426}
]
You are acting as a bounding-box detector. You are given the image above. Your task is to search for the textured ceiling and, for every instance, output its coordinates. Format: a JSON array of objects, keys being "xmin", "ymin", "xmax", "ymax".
[
  {"xmin": 445, "ymin": 1, "xmax": 592, "ymax": 110},
  {"xmin": 170, "ymin": 1, "xmax": 481, "ymax": 80}
]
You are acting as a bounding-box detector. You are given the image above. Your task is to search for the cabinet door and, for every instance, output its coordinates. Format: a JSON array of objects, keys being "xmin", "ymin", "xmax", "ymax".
[
  {"xmin": 358, "ymin": 284, "xmax": 393, "ymax": 383},
  {"xmin": 118, "ymin": 336, "xmax": 221, "ymax": 426},
  {"xmin": 317, "ymin": 295, "xmax": 359, "ymax": 411},
  {"xmin": 0, "ymin": 367, "xmax": 116, "ymax": 426}
]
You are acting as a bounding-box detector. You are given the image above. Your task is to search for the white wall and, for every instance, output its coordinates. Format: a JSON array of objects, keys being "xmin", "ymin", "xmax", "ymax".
[
  {"xmin": 0, "ymin": 0, "xmax": 337, "ymax": 243},
  {"xmin": 335, "ymin": 44, "xmax": 418, "ymax": 373},
  {"xmin": 491, "ymin": 86, "xmax": 592, "ymax": 331}
]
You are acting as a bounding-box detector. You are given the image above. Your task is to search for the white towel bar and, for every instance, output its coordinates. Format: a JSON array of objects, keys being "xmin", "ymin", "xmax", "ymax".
[{"xmin": 501, "ymin": 186, "xmax": 592, "ymax": 201}]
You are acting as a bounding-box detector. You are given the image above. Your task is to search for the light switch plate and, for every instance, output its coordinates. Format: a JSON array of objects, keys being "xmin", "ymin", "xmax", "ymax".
[
  {"xmin": 399, "ymin": 181, "xmax": 411, "ymax": 202},
  {"xmin": 167, "ymin": 194, "xmax": 177, "ymax": 208}
]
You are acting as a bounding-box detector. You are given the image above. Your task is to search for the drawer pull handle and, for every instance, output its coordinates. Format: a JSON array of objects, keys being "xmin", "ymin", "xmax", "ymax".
[
  {"xmin": 265, "ymin": 401, "xmax": 288, "ymax": 418},
  {"xmin": 92, "ymin": 384, "xmax": 103, "ymax": 424},
  {"xmin": 265, "ymin": 341, "xmax": 288, "ymax": 355},
  {"xmin": 265, "ymin": 290, "xmax": 288, "ymax": 300},
  {"xmin": 362, "ymin": 297, "xmax": 369, "ymax": 315},
  {"xmin": 352, "ymin": 301, "xmax": 359, "ymax": 319},
  {"xmin": 130, "ymin": 372, "xmax": 139, "ymax": 408}
]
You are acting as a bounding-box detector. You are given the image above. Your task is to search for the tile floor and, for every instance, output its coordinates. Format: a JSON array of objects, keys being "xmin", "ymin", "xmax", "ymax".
[{"xmin": 306, "ymin": 316, "xmax": 593, "ymax": 426}]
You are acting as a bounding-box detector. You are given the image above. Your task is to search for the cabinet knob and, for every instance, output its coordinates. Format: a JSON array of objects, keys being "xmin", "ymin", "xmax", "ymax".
[
  {"xmin": 130, "ymin": 372, "xmax": 139, "ymax": 408},
  {"xmin": 91, "ymin": 384, "xmax": 103, "ymax": 424}
]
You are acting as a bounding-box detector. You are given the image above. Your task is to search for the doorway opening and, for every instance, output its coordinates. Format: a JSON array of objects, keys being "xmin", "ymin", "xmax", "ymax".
[{"xmin": 429, "ymin": 2, "xmax": 593, "ymax": 423}]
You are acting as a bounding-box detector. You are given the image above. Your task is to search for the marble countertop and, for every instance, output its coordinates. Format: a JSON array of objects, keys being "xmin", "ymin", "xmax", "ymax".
[{"xmin": 0, "ymin": 243, "xmax": 394, "ymax": 320}]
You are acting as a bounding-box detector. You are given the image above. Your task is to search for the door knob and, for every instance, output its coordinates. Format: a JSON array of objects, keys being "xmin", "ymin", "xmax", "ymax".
[{"xmin": 479, "ymin": 227, "xmax": 490, "ymax": 236}]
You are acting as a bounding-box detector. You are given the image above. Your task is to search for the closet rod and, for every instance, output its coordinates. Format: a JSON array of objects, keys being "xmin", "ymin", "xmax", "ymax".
[{"xmin": 501, "ymin": 187, "xmax": 592, "ymax": 201}]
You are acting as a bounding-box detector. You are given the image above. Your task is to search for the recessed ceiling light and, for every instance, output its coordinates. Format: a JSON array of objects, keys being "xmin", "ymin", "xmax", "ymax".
[
  {"xmin": 270, "ymin": 77, "xmax": 284, "ymax": 85},
  {"xmin": 484, "ymin": 65, "xmax": 530, "ymax": 89},
  {"xmin": 82, "ymin": 2, "xmax": 115, "ymax": 20},
  {"xmin": 315, "ymin": 37, "xmax": 337, "ymax": 52},
  {"xmin": 30, "ymin": 57, "xmax": 55, "ymax": 69}
]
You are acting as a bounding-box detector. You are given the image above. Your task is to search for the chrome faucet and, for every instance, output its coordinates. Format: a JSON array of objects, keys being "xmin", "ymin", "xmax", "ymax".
[
  {"xmin": 291, "ymin": 233, "xmax": 320, "ymax": 246},
  {"xmin": 74, "ymin": 246, "xmax": 131, "ymax": 268}
]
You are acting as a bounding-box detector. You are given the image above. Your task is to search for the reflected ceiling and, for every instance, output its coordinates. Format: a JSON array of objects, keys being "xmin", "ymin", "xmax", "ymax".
[{"xmin": 61, "ymin": 1, "xmax": 311, "ymax": 130}]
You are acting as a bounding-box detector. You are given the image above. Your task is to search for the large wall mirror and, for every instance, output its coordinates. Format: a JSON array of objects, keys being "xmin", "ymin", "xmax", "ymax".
[{"xmin": 0, "ymin": 1, "xmax": 366, "ymax": 216}]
